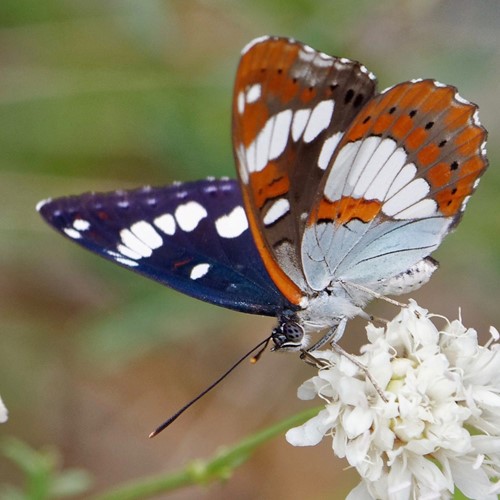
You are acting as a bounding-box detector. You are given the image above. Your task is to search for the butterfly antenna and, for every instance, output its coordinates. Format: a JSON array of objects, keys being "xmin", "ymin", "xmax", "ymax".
[
  {"xmin": 149, "ymin": 335, "xmax": 272, "ymax": 438},
  {"xmin": 250, "ymin": 336, "xmax": 271, "ymax": 363}
]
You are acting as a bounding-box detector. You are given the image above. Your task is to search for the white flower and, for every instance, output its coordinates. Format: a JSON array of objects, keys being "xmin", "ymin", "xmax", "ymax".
[
  {"xmin": 286, "ymin": 301, "xmax": 500, "ymax": 499},
  {"xmin": 0, "ymin": 395, "xmax": 8, "ymax": 423}
]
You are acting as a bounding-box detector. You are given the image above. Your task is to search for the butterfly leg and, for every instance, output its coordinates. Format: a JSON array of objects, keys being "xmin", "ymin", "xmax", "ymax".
[
  {"xmin": 304, "ymin": 316, "xmax": 348, "ymax": 352},
  {"xmin": 331, "ymin": 343, "xmax": 388, "ymax": 402},
  {"xmin": 340, "ymin": 280, "xmax": 407, "ymax": 308},
  {"xmin": 299, "ymin": 350, "xmax": 330, "ymax": 368},
  {"xmin": 369, "ymin": 315, "xmax": 389, "ymax": 325}
]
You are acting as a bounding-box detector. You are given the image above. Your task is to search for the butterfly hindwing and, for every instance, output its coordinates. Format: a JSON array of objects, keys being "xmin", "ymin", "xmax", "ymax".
[
  {"xmin": 232, "ymin": 36, "xmax": 377, "ymax": 304},
  {"xmin": 38, "ymin": 179, "xmax": 294, "ymax": 315},
  {"xmin": 303, "ymin": 79, "xmax": 488, "ymax": 290}
]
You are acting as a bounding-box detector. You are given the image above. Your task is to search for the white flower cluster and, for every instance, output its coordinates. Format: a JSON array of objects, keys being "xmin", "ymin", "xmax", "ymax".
[{"xmin": 286, "ymin": 301, "xmax": 500, "ymax": 499}]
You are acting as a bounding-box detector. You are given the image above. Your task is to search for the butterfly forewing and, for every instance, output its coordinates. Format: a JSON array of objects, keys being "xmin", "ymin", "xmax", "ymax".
[
  {"xmin": 232, "ymin": 36, "xmax": 377, "ymax": 304},
  {"xmin": 38, "ymin": 179, "xmax": 294, "ymax": 315},
  {"xmin": 303, "ymin": 79, "xmax": 488, "ymax": 290}
]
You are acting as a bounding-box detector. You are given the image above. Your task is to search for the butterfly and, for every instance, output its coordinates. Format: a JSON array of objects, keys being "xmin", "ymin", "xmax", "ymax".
[{"xmin": 38, "ymin": 36, "xmax": 488, "ymax": 353}]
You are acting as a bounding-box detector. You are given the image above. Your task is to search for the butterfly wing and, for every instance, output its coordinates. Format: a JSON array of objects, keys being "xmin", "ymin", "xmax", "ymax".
[
  {"xmin": 302, "ymin": 79, "xmax": 488, "ymax": 290},
  {"xmin": 38, "ymin": 179, "xmax": 294, "ymax": 315},
  {"xmin": 232, "ymin": 36, "xmax": 377, "ymax": 305}
]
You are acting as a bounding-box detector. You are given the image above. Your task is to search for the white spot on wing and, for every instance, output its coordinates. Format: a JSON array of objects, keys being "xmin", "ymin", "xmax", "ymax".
[
  {"xmin": 116, "ymin": 257, "xmax": 139, "ymax": 267},
  {"xmin": 345, "ymin": 136, "xmax": 381, "ymax": 194},
  {"xmin": 154, "ymin": 213, "xmax": 176, "ymax": 235},
  {"xmin": 386, "ymin": 163, "xmax": 417, "ymax": 199},
  {"xmin": 298, "ymin": 49, "xmax": 315, "ymax": 63},
  {"xmin": 175, "ymin": 201, "xmax": 207, "ymax": 232},
  {"xmin": 63, "ymin": 228, "xmax": 82, "ymax": 239},
  {"xmin": 253, "ymin": 115, "xmax": 275, "ymax": 172},
  {"xmin": 215, "ymin": 206, "xmax": 248, "ymax": 238},
  {"xmin": 360, "ymin": 65, "xmax": 376, "ymax": 81},
  {"xmin": 190, "ymin": 263, "xmax": 210, "ymax": 280},
  {"xmin": 73, "ymin": 219, "xmax": 90, "ymax": 231},
  {"xmin": 364, "ymin": 146, "xmax": 408, "ymax": 200},
  {"xmin": 472, "ymin": 110, "xmax": 481, "ymax": 127},
  {"xmin": 237, "ymin": 91, "xmax": 245, "ymax": 114},
  {"xmin": 246, "ymin": 84, "xmax": 261, "ymax": 103},
  {"xmin": 393, "ymin": 198, "xmax": 437, "ymax": 219},
  {"xmin": 241, "ymin": 36, "xmax": 270, "ymax": 54},
  {"xmin": 314, "ymin": 56, "xmax": 333, "ymax": 68},
  {"xmin": 351, "ymin": 138, "xmax": 404, "ymax": 198},
  {"xmin": 317, "ymin": 132, "xmax": 343, "ymax": 170},
  {"xmin": 380, "ymin": 84, "xmax": 396, "ymax": 95},
  {"xmin": 36, "ymin": 198, "xmax": 51, "ymax": 212},
  {"xmin": 269, "ymin": 109, "xmax": 292, "ymax": 160},
  {"xmin": 460, "ymin": 195, "xmax": 471, "ymax": 212},
  {"xmin": 117, "ymin": 244, "xmax": 142, "ymax": 260},
  {"xmin": 119, "ymin": 229, "xmax": 153, "ymax": 258},
  {"xmin": 454, "ymin": 92, "xmax": 470, "ymax": 105},
  {"xmin": 303, "ymin": 100, "xmax": 335, "ymax": 143},
  {"xmin": 383, "ymin": 178, "xmax": 430, "ymax": 217},
  {"xmin": 292, "ymin": 108, "xmax": 311, "ymax": 141},
  {"xmin": 263, "ymin": 198, "xmax": 290, "ymax": 226},
  {"xmin": 324, "ymin": 141, "xmax": 361, "ymax": 201},
  {"xmin": 131, "ymin": 221, "xmax": 163, "ymax": 249}
]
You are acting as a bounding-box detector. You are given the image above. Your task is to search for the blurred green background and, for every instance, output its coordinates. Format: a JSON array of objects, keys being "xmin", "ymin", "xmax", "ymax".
[{"xmin": 1, "ymin": 1, "xmax": 499, "ymax": 498}]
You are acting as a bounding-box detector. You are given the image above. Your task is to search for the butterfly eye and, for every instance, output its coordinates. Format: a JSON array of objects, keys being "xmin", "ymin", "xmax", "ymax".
[{"xmin": 271, "ymin": 319, "xmax": 305, "ymax": 351}]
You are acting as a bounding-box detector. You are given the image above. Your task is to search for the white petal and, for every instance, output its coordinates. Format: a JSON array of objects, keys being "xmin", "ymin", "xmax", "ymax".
[
  {"xmin": 449, "ymin": 457, "xmax": 496, "ymax": 500},
  {"xmin": 345, "ymin": 431, "xmax": 371, "ymax": 467},
  {"xmin": 296, "ymin": 380, "xmax": 317, "ymax": 400},
  {"xmin": 343, "ymin": 406, "xmax": 373, "ymax": 438},
  {"xmin": 472, "ymin": 387, "xmax": 500, "ymax": 407},
  {"xmin": 286, "ymin": 410, "xmax": 331, "ymax": 446},
  {"xmin": 346, "ymin": 481, "xmax": 372, "ymax": 500},
  {"xmin": 338, "ymin": 377, "xmax": 368, "ymax": 406},
  {"xmin": 407, "ymin": 455, "xmax": 449, "ymax": 494},
  {"xmin": 387, "ymin": 457, "xmax": 413, "ymax": 500},
  {"xmin": 471, "ymin": 435, "xmax": 500, "ymax": 454}
]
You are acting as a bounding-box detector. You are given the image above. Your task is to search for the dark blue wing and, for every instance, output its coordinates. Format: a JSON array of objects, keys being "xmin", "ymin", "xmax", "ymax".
[{"xmin": 38, "ymin": 178, "xmax": 294, "ymax": 316}]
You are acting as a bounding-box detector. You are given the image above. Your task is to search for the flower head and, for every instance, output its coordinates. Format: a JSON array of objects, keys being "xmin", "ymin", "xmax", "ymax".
[{"xmin": 286, "ymin": 301, "xmax": 500, "ymax": 499}]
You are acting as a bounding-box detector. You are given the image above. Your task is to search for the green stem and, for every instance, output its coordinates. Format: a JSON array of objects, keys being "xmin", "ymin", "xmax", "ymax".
[{"xmin": 93, "ymin": 407, "xmax": 320, "ymax": 500}]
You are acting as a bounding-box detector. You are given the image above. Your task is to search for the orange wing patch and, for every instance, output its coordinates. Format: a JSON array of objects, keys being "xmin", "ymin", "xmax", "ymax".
[
  {"xmin": 312, "ymin": 196, "xmax": 382, "ymax": 226},
  {"xmin": 249, "ymin": 162, "xmax": 290, "ymax": 209},
  {"xmin": 234, "ymin": 39, "xmax": 302, "ymax": 147},
  {"xmin": 427, "ymin": 162, "xmax": 452, "ymax": 188}
]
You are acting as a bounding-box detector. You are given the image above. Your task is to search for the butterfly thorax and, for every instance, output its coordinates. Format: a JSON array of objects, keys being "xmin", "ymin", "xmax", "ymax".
[{"xmin": 271, "ymin": 283, "xmax": 372, "ymax": 351}]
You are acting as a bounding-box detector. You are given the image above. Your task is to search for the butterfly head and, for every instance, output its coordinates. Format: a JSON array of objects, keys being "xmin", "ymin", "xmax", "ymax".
[{"xmin": 271, "ymin": 311, "xmax": 307, "ymax": 352}]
